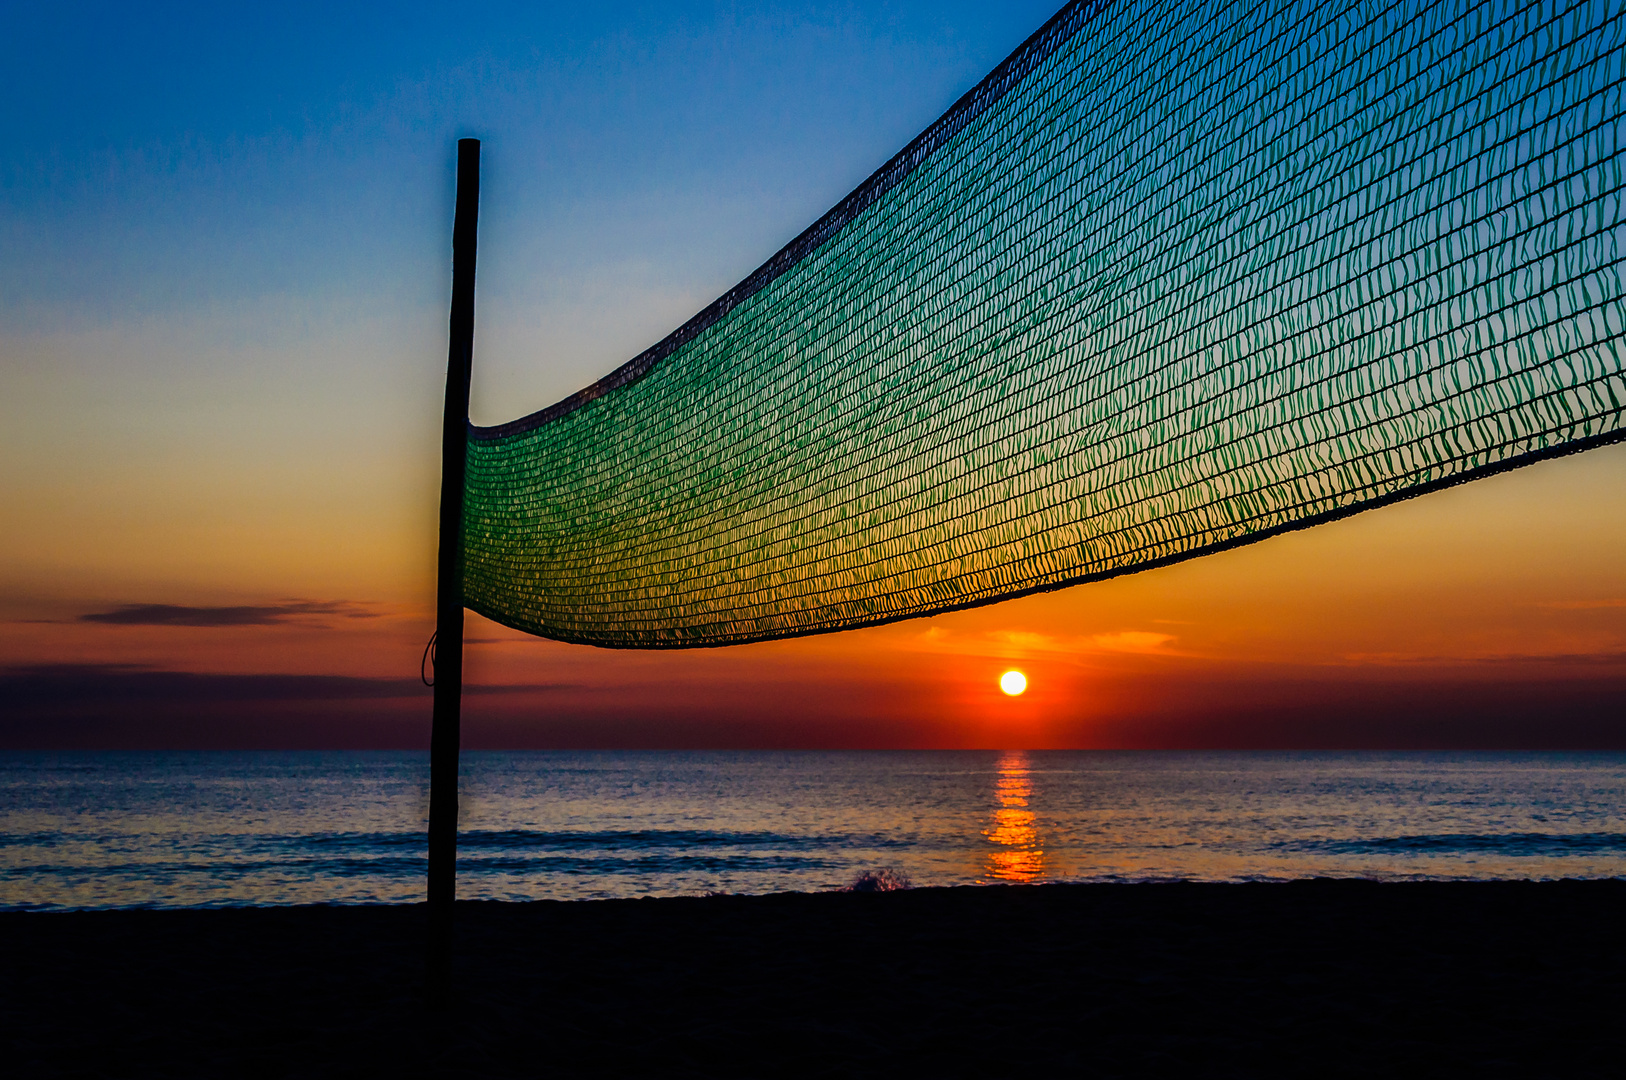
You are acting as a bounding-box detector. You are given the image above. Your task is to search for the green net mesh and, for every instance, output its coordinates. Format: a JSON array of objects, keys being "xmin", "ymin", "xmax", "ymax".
[{"xmin": 463, "ymin": 0, "xmax": 1626, "ymax": 648}]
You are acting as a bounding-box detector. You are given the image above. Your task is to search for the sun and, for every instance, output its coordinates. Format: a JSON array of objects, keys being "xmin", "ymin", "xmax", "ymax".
[{"xmin": 999, "ymin": 669, "xmax": 1028, "ymax": 696}]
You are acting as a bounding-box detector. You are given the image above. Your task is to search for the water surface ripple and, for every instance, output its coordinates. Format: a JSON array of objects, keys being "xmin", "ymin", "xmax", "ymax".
[{"xmin": 2, "ymin": 750, "xmax": 1622, "ymax": 909}]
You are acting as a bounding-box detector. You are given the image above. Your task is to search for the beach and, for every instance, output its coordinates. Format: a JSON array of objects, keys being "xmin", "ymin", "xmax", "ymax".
[{"xmin": 4, "ymin": 880, "xmax": 1621, "ymax": 1076}]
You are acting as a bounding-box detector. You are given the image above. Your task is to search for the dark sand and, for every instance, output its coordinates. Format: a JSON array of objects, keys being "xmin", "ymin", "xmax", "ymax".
[{"xmin": 4, "ymin": 880, "xmax": 1622, "ymax": 1077}]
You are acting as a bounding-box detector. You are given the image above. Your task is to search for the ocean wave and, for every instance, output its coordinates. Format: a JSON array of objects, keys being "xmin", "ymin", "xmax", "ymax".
[
  {"xmin": 1274, "ymin": 833, "xmax": 1626, "ymax": 856},
  {"xmin": 298, "ymin": 828, "xmax": 911, "ymax": 852},
  {"xmin": 0, "ymin": 851, "xmax": 839, "ymax": 881},
  {"xmin": 0, "ymin": 827, "xmax": 909, "ymax": 855}
]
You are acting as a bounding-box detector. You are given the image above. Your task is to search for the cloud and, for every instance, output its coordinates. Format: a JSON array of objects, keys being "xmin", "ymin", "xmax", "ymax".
[
  {"xmin": 1338, "ymin": 649, "xmax": 1626, "ymax": 669},
  {"xmin": 464, "ymin": 682, "xmax": 577, "ymax": 695},
  {"xmin": 0, "ymin": 663, "xmax": 421, "ymax": 705},
  {"xmin": 1090, "ymin": 631, "xmax": 1176, "ymax": 653},
  {"xmin": 895, "ymin": 627, "xmax": 1063, "ymax": 659},
  {"xmin": 898, "ymin": 626, "xmax": 1183, "ymax": 659},
  {"xmin": 0, "ymin": 663, "xmax": 428, "ymax": 751},
  {"xmin": 78, "ymin": 601, "xmax": 379, "ymax": 627},
  {"xmin": 0, "ymin": 663, "xmax": 572, "ymax": 710},
  {"xmin": 986, "ymin": 630, "xmax": 1061, "ymax": 653}
]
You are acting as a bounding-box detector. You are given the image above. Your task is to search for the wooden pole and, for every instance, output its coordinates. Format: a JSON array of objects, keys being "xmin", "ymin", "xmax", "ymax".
[{"xmin": 428, "ymin": 137, "xmax": 479, "ymax": 996}]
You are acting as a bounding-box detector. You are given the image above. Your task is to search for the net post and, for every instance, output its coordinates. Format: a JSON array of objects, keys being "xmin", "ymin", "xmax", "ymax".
[{"xmin": 428, "ymin": 137, "xmax": 479, "ymax": 1001}]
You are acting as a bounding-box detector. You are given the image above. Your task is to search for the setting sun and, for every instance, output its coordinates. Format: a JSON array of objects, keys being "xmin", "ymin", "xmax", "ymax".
[{"xmin": 999, "ymin": 670, "xmax": 1028, "ymax": 696}]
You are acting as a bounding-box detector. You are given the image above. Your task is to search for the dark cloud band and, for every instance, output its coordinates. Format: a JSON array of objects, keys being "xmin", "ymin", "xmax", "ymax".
[
  {"xmin": 79, "ymin": 602, "xmax": 376, "ymax": 627},
  {"xmin": 0, "ymin": 664, "xmax": 419, "ymax": 705}
]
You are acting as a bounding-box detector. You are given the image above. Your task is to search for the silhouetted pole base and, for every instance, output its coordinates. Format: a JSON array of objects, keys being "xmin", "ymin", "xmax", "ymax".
[{"xmin": 427, "ymin": 137, "xmax": 480, "ymax": 1002}]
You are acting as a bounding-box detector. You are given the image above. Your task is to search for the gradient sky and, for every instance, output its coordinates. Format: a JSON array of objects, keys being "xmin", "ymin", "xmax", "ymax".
[{"xmin": 3, "ymin": 1, "xmax": 1623, "ymax": 750}]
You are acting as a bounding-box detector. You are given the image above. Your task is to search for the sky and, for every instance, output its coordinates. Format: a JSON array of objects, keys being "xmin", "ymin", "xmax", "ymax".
[{"xmin": 2, "ymin": 0, "xmax": 1622, "ymax": 750}]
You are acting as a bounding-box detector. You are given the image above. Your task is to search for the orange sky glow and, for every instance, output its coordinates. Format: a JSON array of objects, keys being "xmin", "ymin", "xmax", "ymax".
[{"xmin": 3, "ymin": 437, "xmax": 1621, "ymax": 749}]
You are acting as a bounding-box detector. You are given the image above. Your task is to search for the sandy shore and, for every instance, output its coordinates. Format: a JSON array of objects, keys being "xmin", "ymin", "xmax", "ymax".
[{"xmin": 4, "ymin": 880, "xmax": 1622, "ymax": 1076}]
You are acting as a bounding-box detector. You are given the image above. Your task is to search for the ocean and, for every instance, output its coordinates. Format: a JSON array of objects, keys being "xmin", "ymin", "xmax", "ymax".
[{"xmin": 2, "ymin": 750, "xmax": 1623, "ymax": 909}]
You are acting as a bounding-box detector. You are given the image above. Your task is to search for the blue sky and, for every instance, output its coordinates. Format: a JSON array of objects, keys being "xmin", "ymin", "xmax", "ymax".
[{"xmin": 2, "ymin": 1, "xmax": 1057, "ymax": 412}]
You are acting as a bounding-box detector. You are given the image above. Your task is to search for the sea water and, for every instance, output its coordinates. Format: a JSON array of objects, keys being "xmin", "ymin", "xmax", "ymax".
[{"xmin": 2, "ymin": 750, "xmax": 1623, "ymax": 909}]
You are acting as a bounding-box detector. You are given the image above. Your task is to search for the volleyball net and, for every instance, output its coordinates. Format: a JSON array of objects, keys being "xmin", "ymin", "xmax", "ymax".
[{"xmin": 462, "ymin": 0, "xmax": 1625, "ymax": 648}]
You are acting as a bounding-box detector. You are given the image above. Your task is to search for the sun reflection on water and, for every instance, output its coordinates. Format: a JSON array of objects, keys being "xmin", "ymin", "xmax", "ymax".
[{"xmin": 982, "ymin": 750, "xmax": 1045, "ymax": 882}]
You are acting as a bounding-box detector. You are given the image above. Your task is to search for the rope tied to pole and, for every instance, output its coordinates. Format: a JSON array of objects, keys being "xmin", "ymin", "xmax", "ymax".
[{"xmin": 420, "ymin": 630, "xmax": 437, "ymax": 687}]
